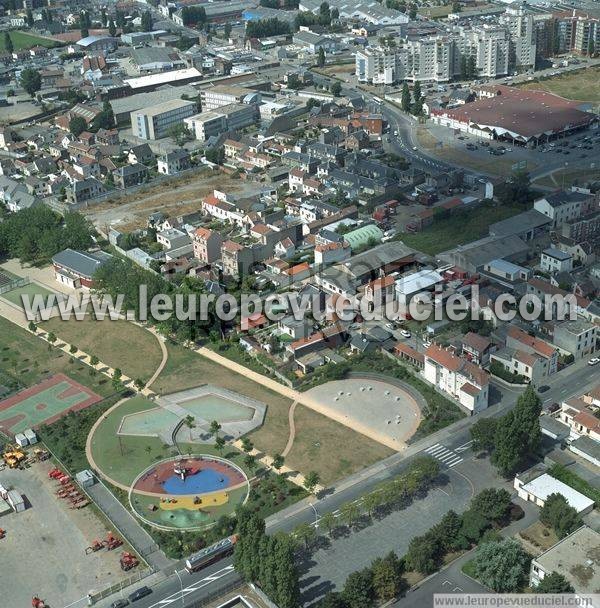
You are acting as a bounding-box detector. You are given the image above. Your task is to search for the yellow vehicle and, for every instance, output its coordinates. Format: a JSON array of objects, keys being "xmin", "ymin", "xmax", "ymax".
[{"xmin": 2, "ymin": 445, "xmax": 26, "ymax": 469}]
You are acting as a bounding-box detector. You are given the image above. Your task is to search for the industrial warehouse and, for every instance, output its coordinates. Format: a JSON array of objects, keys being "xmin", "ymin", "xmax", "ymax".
[{"xmin": 430, "ymin": 85, "xmax": 597, "ymax": 146}]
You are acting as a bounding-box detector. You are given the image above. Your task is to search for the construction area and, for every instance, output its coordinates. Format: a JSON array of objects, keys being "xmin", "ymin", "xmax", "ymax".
[{"xmin": 0, "ymin": 452, "xmax": 139, "ymax": 607}]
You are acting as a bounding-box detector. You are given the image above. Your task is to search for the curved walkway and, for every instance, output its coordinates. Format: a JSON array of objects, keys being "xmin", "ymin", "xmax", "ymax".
[
  {"xmin": 281, "ymin": 400, "xmax": 298, "ymax": 458},
  {"xmin": 139, "ymin": 326, "xmax": 168, "ymax": 391}
]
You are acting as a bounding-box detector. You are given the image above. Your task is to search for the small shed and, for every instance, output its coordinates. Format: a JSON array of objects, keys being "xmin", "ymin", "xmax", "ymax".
[
  {"xmin": 7, "ymin": 489, "xmax": 25, "ymax": 512},
  {"xmin": 75, "ymin": 470, "xmax": 96, "ymax": 489},
  {"xmin": 14, "ymin": 434, "xmax": 28, "ymax": 448},
  {"xmin": 23, "ymin": 429, "xmax": 38, "ymax": 445}
]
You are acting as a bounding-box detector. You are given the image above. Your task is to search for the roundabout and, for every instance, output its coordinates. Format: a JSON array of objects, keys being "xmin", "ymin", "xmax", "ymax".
[{"xmin": 129, "ymin": 455, "xmax": 249, "ymax": 531}]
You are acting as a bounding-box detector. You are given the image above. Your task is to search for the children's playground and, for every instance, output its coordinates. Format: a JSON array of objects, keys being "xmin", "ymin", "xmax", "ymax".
[
  {"xmin": 0, "ymin": 373, "xmax": 102, "ymax": 435},
  {"xmin": 129, "ymin": 456, "xmax": 249, "ymax": 530}
]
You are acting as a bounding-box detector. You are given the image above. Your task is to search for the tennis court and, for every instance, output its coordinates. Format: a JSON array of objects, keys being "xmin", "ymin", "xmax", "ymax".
[
  {"xmin": 0, "ymin": 373, "xmax": 102, "ymax": 435},
  {"xmin": 1, "ymin": 282, "xmax": 55, "ymax": 307}
]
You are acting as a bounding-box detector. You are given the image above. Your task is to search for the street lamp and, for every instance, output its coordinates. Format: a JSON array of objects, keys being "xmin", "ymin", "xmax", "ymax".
[{"xmin": 309, "ymin": 502, "xmax": 319, "ymax": 529}]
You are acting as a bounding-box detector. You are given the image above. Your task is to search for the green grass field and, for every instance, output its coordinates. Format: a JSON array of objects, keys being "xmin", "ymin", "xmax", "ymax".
[
  {"xmin": 0, "ymin": 30, "xmax": 62, "ymax": 51},
  {"xmin": 1, "ymin": 282, "xmax": 54, "ymax": 307},
  {"xmin": 400, "ymin": 205, "xmax": 522, "ymax": 255},
  {"xmin": 0, "ymin": 316, "xmax": 114, "ymax": 398},
  {"xmin": 155, "ymin": 343, "xmax": 393, "ymax": 485},
  {"xmin": 518, "ymin": 66, "xmax": 600, "ymax": 104},
  {"xmin": 41, "ymin": 317, "xmax": 163, "ymax": 383}
]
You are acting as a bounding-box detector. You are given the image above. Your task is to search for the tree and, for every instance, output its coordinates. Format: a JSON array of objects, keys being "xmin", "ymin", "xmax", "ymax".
[
  {"xmin": 116, "ymin": 9, "xmax": 126, "ymax": 29},
  {"xmin": 540, "ymin": 493, "xmax": 583, "ymax": 539},
  {"xmin": 304, "ymin": 470, "xmax": 320, "ymax": 493},
  {"xmin": 3, "ymin": 32, "xmax": 13, "ymax": 55},
  {"xmin": 319, "ymin": 511, "xmax": 337, "ymax": 536},
  {"xmin": 91, "ymin": 100, "xmax": 115, "ymax": 131},
  {"xmin": 109, "ymin": 20, "xmax": 117, "ymax": 37},
  {"xmin": 215, "ymin": 436, "xmax": 226, "ymax": 454},
  {"xmin": 319, "ymin": 592, "xmax": 347, "ymax": 608},
  {"xmin": 224, "ymin": 22, "xmax": 232, "ymax": 38},
  {"xmin": 371, "ymin": 552, "xmax": 405, "ymax": 601},
  {"xmin": 588, "ymin": 36, "xmax": 595, "ymax": 57},
  {"xmin": 342, "ymin": 568, "xmax": 374, "ymax": 608},
  {"xmin": 90, "ymin": 355, "xmax": 99, "ymax": 366},
  {"xmin": 431, "ymin": 510, "xmax": 466, "ymax": 552},
  {"xmin": 20, "ymin": 68, "xmax": 41, "ymax": 97},
  {"xmin": 241, "ymin": 437, "xmax": 254, "ymax": 453},
  {"xmin": 244, "ymin": 454, "xmax": 257, "ymax": 472},
  {"xmin": 113, "ymin": 367, "xmax": 122, "ymax": 381},
  {"xmin": 405, "ymin": 533, "xmax": 441, "ymax": 574},
  {"xmin": 141, "ymin": 10, "xmax": 153, "ymax": 32},
  {"xmin": 317, "ymin": 46, "xmax": 326, "ymax": 67},
  {"xmin": 459, "ymin": 509, "xmax": 489, "ymax": 545},
  {"xmin": 272, "ymin": 453, "xmax": 284, "ymax": 471},
  {"xmin": 209, "ymin": 420, "xmax": 221, "ymax": 437},
  {"xmin": 536, "ymin": 571, "xmax": 574, "ymax": 593},
  {"xmin": 492, "ymin": 386, "xmax": 541, "ymax": 477},
  {"xmin": 69, "ymin": 116, "xmax": 87, "ymax": 137},
  {"xmin": 234, "ymin": 510, "xmax": 266, "ymax": 582},
  {"xmin": 80, "ymin": 27, "xmax": 89, "ymax": 39},
  {"xmin": 411, "ymin": 81, "xmax": 423, "ymax": 115},
  {"xmin": 340, "ymin": 502, "xmax": 360, "ymax": 528},
  {"xmin": 400, "ymin": 82, "xmax": 411, "ymax": 112},
  {"xmin": 28, "ymin": 321, "xmax": 37, "ymax": 333},
  {"xmin": 470, "ymin": 418, "xmax": 498, "ymax": 453},
  {"xmin": 318, "ymin": 1, "xmax": 331, "ymax": 25},
  {"xmin": 47, "ymin": 332, "xmax": 57, "ymax": 343},
  {"xmin": 331, "ymin": 81, "xmax": 342, "ymax": 97},
  {"xmin": 168, "ymin": 123, "xmax": 191, "ymax": 146},
  {"xmin": 472, "ymin": 539, "xmax": 530, "ymax": 592},
  {"xmin": 363, "ymin": 492, "xmax": 382, "ymax": 518},
  {"xmin": 294, "ymin": 522, "xmax": 316, "ymax": 549},
  {"xmin": 205, "ymin": 146, "xmax": 225, "ymax": 165},
  {"xmin": 134, "ymin": 378, "xmax": 145, "ymax": 390},
  {"xmin": 495, "ymin": 170, "xmax": 532, "ymax": 206},
  {"xmin": 26, "ymin": 8, "xmax": 34, "ymax": 27},
  {"xmin": 470, "ymin": 488, "xmax": 512, "ymax": 523}
]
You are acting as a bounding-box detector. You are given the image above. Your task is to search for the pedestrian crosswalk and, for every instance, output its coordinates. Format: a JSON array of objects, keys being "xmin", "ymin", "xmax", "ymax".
[{"xmin": 423, "ymin": 443, "xmax": 463, "ymax": 468}]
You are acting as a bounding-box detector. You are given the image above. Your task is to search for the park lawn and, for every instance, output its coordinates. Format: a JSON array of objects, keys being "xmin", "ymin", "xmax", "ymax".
[
  {"xmin": 0, "ymin": 30, "xmax": 62, "ymax": 51},
  {"xmin": 1, "ymin": 282, "xmax": 55, "ymax": 307},
  {"xmin": 155, "ymin": 343, "xmax": 394, "ymax": 483},
  {"xmin": 285, "ymin": 404, "xmax": 393, "ymax": 485},
  {"xmin": 517, "ymin": 66, "xmax": 600, "ymax": 103},
  {"xmin": 40, "ymin": 317, "xmax": 162, "ymax": 383},
  {"xmin": 154, "ymin": 342, "xmax": 293, "ymax": 457},
  {"xmin": 88, "ymin": 394, "xmax": 255, "ymax": 487},
  {"xmin": 399, "ymin": 204, "xmax": 522, "ymax": 255},
  {"xmin": 0, "ymin": 315, "xmax": 114, "ymax": 398}
]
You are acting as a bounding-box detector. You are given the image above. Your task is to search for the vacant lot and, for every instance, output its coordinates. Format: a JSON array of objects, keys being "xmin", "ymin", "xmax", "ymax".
[
  {"xmin": 0, "ymin": 30, "xmax": 62, "ymax": 51},
  {"xmin": 518, "ymin": 66, "xmax": 600, "ymax": 103},
  {"xmin": 86, "ymin": 170, "xmax": 250, "ymax": 231},
  {"xmin": 40, "ymin": 317, "xmax": 162, "ymax": 382},
  {"xmin": 154, "ymin": 343, "xmax": 393, "ymax": 484},
  {"xmin": 0, "ymin": 316, "xmax": 113, "ymax": 398},
  {"xmin": 533, "ymin": 166, "xmax": 600, "ymax": 189},
  {"xmin": 400, "ymin": 204, "xmax": 522, "ymax": 255}
]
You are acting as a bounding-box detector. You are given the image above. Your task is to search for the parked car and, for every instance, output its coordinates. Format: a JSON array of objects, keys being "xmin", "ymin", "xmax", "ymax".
[
  {"xmin": 588, "ymin": 357, "xmax": 600, "ymax": 366},
  {"xmin": 129, "ymin": 587, "xmax": 152, "ymax": 603},
  {"xmin": 400, "ymin": 329, "xmax": 412, "ymax": 338},
  {"xmin": 111, "ymin": 601, "xmax": 129, "ymax": 608},
  {"xmin": 538, "ymin": 385, "xmax": 550, "ymax": 393}
]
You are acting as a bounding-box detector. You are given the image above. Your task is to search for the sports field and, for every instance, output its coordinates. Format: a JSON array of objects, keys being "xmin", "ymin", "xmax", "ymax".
[
  {"xmin": 0, "ymin": 30, "xmax": 62, "ymax": 51},
  {"xmin": 518, "ymin": 66, "xmax": 600, "ymax": 104},
  {"xmin": 1, "ymin": 282, "xmax": 55, "ymax": 307},
  {"xmin": 0, "ymin": 373, "xmax": 102, "ymax": 435}
]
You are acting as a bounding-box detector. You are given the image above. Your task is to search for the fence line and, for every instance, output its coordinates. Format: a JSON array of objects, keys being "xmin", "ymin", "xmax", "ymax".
[{"xmin": 0, "ymin": 276, "xmax": 29, "ymax": 295}]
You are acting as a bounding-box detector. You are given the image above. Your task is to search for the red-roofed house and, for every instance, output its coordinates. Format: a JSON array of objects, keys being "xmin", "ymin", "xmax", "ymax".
[
  {"xmin": 424, "ymin": 344, "xmax": 490, "ymax": 412},
  {"xmin": 506, "ymin": 326, "xmax": 558, "ymax": 375}
]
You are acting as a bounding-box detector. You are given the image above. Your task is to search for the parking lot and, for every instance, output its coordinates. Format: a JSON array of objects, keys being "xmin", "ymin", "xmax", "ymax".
[{"xmin": 0, "ymin": 460, "xmax": 133, "ymax": 607}]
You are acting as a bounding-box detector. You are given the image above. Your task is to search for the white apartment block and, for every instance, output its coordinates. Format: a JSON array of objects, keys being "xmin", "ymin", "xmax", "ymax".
[{"xmin": 131, "ymin": 99, "xmax": 197, "ymax": 140}]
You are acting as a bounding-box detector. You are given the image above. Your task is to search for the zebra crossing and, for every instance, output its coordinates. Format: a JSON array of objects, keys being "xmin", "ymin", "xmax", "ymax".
[{"xmin": 423, "ymin": 443, "xmax": 463, "ymax": 468}]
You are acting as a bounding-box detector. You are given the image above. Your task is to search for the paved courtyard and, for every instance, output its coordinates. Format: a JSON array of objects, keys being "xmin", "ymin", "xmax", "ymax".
[{"xmin": 305, "ymin": 378, "xmax": 421, "ymax": 448}]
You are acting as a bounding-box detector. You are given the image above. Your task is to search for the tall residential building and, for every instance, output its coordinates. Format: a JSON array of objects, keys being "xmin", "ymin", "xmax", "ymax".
[
  {"xmin": 130, "ymin": 99, "xmax": 197, "ymax": 140},
  {"xmin": 501, "ymin": 2, "xmax": 537, "ymax": 69},
  {"xmin": 355, "ymin": 47, "xmax": 403, "ymax": 84}
]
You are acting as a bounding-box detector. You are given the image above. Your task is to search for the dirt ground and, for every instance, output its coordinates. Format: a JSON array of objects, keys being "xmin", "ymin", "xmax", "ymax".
[
  {"xmin": 0, "ymin": 458, "xmax": 135, "ymax": 607},
  {"xmin": 86, "ymin": 170, "xmax": 253, "ymax": 232}
]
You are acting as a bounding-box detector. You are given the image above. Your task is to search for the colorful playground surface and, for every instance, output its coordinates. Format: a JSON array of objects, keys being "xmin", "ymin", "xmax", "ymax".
[
  {"xmin": 0, "ymin": 373, "xmax": 102, "ymax": 435},
  {"xmin": 129, "ymin": 456, "xmax": 249, "ymax": 530}
]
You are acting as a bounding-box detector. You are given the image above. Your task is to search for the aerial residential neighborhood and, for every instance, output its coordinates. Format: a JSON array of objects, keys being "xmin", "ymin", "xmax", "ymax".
[{"xmin": 0, "ymin": 0, "xmax": 599, "ymax": 607}]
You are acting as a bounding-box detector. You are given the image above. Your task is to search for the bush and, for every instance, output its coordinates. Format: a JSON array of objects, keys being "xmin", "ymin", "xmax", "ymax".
[{"xmin": 489, "ymin": 360, "xmax": 528, "ymax": 384}]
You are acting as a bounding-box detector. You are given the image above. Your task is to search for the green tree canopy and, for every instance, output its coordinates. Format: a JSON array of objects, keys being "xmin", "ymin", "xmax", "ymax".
[
  {"xmin": 540, "ymin": 493, "xmax": 583, "ymax": 539},
  {"xmin": 20, "ymin": 68, "xmax": 41, "ymax": 97},
  {"xmin": 472, "ymin": 539, "xmax": 530, "ymax": 592},
  {"xmin": 536, "ymin": 571, "xmax": 574, "ymax": 593},
  {"xmin": 69, "ymin": 115, "xmax": 87, "ymax": 137}
]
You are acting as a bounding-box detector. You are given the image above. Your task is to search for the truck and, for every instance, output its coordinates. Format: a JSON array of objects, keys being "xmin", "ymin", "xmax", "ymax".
[{"xmin": 185, "ymin": 535, "xmax": 238, "ymax": 573}]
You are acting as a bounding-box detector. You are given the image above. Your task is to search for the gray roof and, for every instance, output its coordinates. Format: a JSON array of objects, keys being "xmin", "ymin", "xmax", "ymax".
[
  {"xmin": 541, "ymin": 189, "xmax": 593, "ymax": 208},
  {"xmin": 131, "ymin": 47, "xmax": 182, "ymax": 67},
  {"xmin": 489, "ymin": 209, "xmax": 552, "ymax": 237},
  {"xmin": 571, "ymin": 435, "xmax": 600, "ymax": 462},
  {"xmin": 52, "ymin": 249, "xmax": 112, "ymax": 279},
  {"xmin": 341, "ymin": 241, "xmax": 416, "ymax": 279},
  {"xmin": 543, "ymin": 247, "xmax": 572, "ymax": 261},
  {"xmin": 439, "ymin": 234, "xmax": 529, "ymax": 270}
]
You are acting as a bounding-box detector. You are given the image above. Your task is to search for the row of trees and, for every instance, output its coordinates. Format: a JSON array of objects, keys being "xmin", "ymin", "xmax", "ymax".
[
  {"xmin": 0, "ymin": 206, "xmax": 93, "ymax": 264},
  {"xmin": 246, "ymin": 18, "xmax": 291, "ymax": 39},
  {"xmin": 400, "ymin": 82, "xmax": 423, "ymax": 116},
  {"xmin": 470, "ymin": 386, "xmax": 542, "ymax": 477},
  {"xmin": 234, "ymin": 510, "xmax": 300, "ymax": 608}
]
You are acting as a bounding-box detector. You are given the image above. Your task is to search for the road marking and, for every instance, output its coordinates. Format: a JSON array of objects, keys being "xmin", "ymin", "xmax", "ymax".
[
  {"xmin": 455, "ymin": 440, "xmax": 473, "ymax": 453},
  {"xmin": 148, "ymin": 566, "xmax": 235, "ymax": 607},
  {"xmin": 424, "ymin": 444, "xmax": 463, "ymax": 468}
]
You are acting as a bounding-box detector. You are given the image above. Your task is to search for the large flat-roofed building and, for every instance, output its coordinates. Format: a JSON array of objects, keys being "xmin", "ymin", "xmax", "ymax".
[
  {"xmin": 184, "ymin": 104, "xmax": 259, "ymax": 141},
  {"xmin": 530, "ymin": 526, "xmax": 600, "ymax": 593},
  {"xmin": 430, "ymin": 85, "xmax": 597, "ymax": 146},
  {"xmin": 131, "ymin": 99, "xmax": 197, "ymax": 140},
  {"xmin": 200, "ymin": 85, "xmax": 261, "ymax": 110}
]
